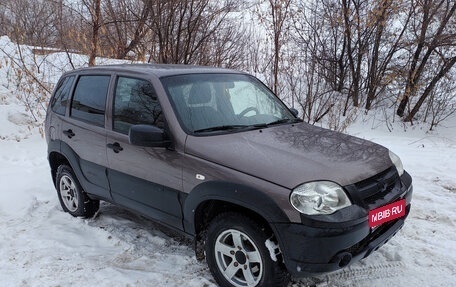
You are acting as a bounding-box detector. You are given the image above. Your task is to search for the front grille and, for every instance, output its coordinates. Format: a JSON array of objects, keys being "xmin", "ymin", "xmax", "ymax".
[{"xmin": 354, "ymin": 166, "xmax": 401, "ymax": 207}]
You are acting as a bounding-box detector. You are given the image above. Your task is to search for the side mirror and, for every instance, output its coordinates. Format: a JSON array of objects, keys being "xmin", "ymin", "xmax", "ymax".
[
  {"xmin": 129, "ymin": 125, "xmax": 170, "ymax": 148},
  {"xmin": 290, "ymin": 108, "xmax": 299, "ymax": 117}
]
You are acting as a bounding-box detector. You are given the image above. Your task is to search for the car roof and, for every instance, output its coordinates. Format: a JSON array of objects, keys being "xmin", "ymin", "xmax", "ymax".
[{"xmin": 62, "ymin": 63, "xmax": 244, "ymax": 78}]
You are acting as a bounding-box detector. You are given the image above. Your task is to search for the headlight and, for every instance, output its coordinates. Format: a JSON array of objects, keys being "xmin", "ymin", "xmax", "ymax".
[
  {"xmin": 389, "ymin": 150, "xmax": 404, "ymax": 176},
  {"xmin": 290, "ymin": 181, "xmax": 351, "ymax": 215}
]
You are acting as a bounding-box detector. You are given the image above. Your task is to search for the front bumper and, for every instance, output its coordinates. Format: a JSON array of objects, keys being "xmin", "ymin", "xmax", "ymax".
[{"xmin": 273, "ymin": 172, "xmax": 413, "ymax": 277}]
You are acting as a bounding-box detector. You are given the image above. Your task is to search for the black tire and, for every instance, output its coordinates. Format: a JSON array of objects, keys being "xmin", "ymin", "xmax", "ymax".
[
  {"xmin": 205, "ymin": 212, "xmax": 289, "ymax": 287},
  {"xmin": 55, "ymin": 165, "xmax": 99, "ymax": 218}
]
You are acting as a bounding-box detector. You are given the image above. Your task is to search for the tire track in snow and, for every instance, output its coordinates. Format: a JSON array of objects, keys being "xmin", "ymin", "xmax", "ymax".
[
  {"xmin": 292, "ymin": 262, "xmax": 404, "ymax": 287},
  {"xmin": 84, "ymin": 202, "xmax": 216, "ymax": 284}
]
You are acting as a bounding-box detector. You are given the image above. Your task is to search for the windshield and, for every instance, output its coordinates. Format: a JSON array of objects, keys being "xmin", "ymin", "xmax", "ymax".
[{"xmin": 161, "ymin": 73, "xmax": 296, "ymax": 134}]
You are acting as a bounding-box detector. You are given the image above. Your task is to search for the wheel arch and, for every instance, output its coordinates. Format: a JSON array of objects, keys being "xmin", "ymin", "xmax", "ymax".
[
  {"xmin": 47, "ymin": 140, "xmax": 83, "ymax": 190},
  {"xmin": 183, "ymin": 181, "xmax": 290, "ymax": 237},
  {"xmin": 49, "ymin": 151, "xmax": 71, "ymax": 186}
]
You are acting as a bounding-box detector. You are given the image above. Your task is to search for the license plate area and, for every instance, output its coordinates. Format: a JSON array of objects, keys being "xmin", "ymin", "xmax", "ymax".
[{"xmin": 369, "ymin": 199, "xmax": 406, "ymax": 228}]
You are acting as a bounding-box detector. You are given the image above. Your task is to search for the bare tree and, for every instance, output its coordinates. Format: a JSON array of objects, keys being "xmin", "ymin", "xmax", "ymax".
[
  {"xmin": 102, "ymin": 0, "xmax": 150, "ymax": 59},
  {"xmin": 2, "ymin": 0, "xmax": 456, "ymax": 131},
  {"xmin": 364, "ymin": 0, "xmax": 411, "ymax": 111},
  {"xmin": 396, "ymin": 0, "xmax": 456, "ymax": 121},
  {"xmin": 290, "ymin": 1, "xmax": 336, "ymax": 122},
  {"xmin": 80, "ymin": 0, "xmax": 102, "ymax": 66},
  {"xmin": 1, "ymin": 0, "xmax": 59, "ymax": 47},
  {"xmin": 268, "ymin": 0, "xmax": 292, "ymax": 95},
  {"xmin": 0, "ymin": 3, "xmax": 11, "ymax": 36},
  {"xmin": 424, "ymin": 81, "xmax": 456, "ymax": 130},
  {"xmin": 142, "ymin": 0, "xmax": 240, "ymax": 66}
]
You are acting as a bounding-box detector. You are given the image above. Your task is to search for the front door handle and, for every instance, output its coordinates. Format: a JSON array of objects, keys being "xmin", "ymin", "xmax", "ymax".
[
  {"xmin": 107, "ymin": 142, "xmax": 124, "ymax": 153},
  {"xmin": 63, "ymin": 129, "xmax": 75, "ymax": 138}
]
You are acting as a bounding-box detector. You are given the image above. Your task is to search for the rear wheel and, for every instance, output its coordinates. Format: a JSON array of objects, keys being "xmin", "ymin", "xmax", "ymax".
[
  {"xmin": 205, "ymin": 212, "xmax": 289, "ymax": 287},
  {"xmin": 55, "ymin": 165, "xmax": 99, "ymax": 218}
]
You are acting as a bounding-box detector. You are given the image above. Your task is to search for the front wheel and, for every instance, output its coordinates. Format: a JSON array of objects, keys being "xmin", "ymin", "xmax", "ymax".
[
  {"xmin": 205, "ymin": 213, "xmax": 289, "ymax": 287},
  {"xmin": 55, "ymin": 165, "xmax": 99, "ymax": 218}
]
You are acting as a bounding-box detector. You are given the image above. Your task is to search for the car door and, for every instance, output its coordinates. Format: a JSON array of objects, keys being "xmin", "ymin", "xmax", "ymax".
[
  {"xmin": 60, "ymin": 74, "xmax": 111, "ymax": 199},
  {"xmin": 105, "ymin": 75, "xmax": 183, "ymax": 229}
]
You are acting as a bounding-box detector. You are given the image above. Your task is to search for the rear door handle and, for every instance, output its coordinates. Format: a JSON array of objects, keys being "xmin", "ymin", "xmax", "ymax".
[
  {"xmin": 63, "ymin": 129, "xmax": 75, "ymax": 138},
  {"xmin": 107, "ymin": 142, "xmax": 124, "ymax": 153}
]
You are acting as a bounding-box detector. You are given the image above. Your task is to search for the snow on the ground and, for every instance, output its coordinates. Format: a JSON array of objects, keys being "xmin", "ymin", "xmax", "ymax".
[
  {"xmin": 1, "ymin": 36, "xmax": 456, "ymax": 286},
  {"xmin": 1, "ymin": 97, "xmax": 455, "ymax": 287},
  {"xmin": 0, "ymin": 129, "xmax": 214, "ymax": 287}
]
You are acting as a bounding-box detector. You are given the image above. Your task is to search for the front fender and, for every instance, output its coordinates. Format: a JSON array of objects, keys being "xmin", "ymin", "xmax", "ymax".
[{"xmin": 182, "ymin": 181, "xmax": 290, "ymax": 235}]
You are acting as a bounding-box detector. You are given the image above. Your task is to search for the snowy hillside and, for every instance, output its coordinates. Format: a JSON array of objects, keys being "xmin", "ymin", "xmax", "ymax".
[{"xmin": 0, "ymin": 37, "xmax": 456, "ymax": 286}]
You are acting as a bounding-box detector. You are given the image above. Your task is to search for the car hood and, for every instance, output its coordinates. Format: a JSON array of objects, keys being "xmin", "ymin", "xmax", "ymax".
[{"xmin": 185, "ymin": 123, "xmax": 392, "ymax": 189}]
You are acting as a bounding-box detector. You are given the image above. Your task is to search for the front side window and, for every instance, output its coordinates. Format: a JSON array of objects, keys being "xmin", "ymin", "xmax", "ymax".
[
  {"xmin": 71, "ymin": 75, "xmax": 110, "ymax": 126},
  {"xmin": 161, "ymin": 73, "xmax": 295, "ymax": 133},
  {"xmin": 113, "ymin": 77, "xmax": 164, "ymax": 135},
  {"xmin": 50, "ymin": 76, "xmax": 75, "ymax": 115}
]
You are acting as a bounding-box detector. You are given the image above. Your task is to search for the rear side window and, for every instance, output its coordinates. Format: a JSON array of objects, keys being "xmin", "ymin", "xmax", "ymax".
[
  {"xmin": 113, "ymin": 77, "xmax": 164, "ymax": 134},
  {"xmin": 71, "ymin": 75, "xmax": 110, "ymax": 126},
  {"xmin": 50, "ymin": 76, "xmax": 75, "ymax": 115}
]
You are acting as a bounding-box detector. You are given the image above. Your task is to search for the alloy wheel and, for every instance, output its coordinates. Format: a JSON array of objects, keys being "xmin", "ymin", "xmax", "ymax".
[{"xmin": 214, "ymin": 229, "xmax": 263, "ymax": 287}]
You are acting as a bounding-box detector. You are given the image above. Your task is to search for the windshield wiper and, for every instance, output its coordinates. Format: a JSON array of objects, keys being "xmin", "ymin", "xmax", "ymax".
[
  {"xmin": 193, "ymin": 119, "xmax": 302, "ymax": 133},
  {"xmin": 266, "ymin": 118, "xmax": 302, "ymax": 126},
  {"xmin": 193, "ymin": 125, "xmax": 251, "ymax": 133}
]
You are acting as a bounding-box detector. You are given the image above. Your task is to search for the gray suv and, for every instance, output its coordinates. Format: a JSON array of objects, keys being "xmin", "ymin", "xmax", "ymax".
[{"xmin": 45, "ymin": 64, "xmax": 413, "ymax": 287}]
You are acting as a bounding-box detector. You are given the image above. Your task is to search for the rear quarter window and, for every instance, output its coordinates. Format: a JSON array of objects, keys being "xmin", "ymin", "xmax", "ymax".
[
  {"xmin": 71, "ymin": 75, "xmax": 110, "ymax": 126},
  {"xmin": 50, "ymin": 76, "xmax": 75, "ymax": 115}
]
